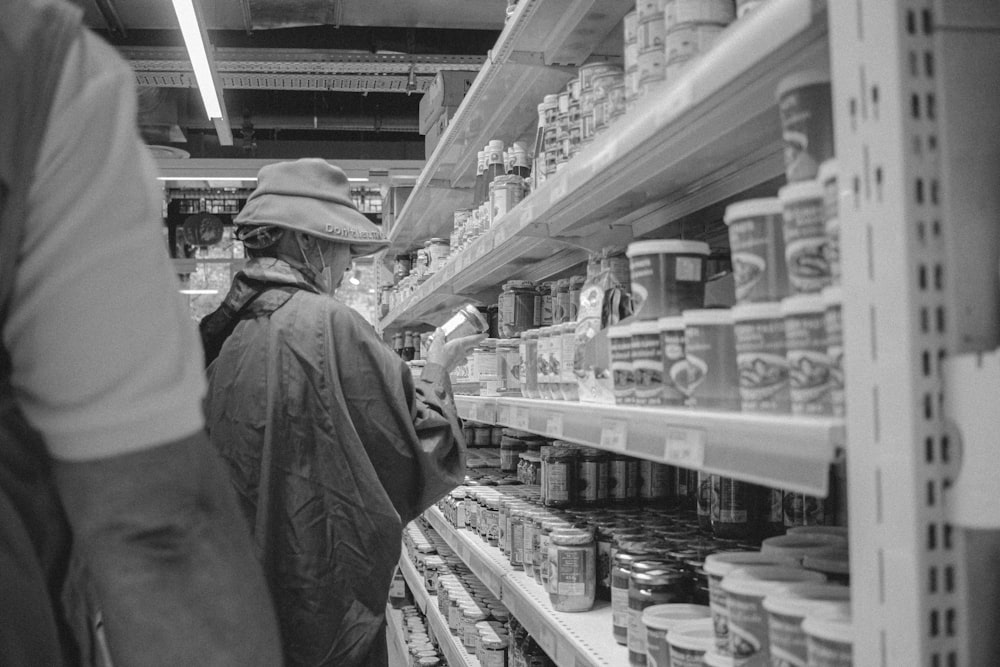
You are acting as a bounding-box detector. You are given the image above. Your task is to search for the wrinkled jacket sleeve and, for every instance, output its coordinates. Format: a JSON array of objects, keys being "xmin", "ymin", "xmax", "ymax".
[{"xmin": 327, "ymin": 306, "xmax": 466, "ymax": 525}]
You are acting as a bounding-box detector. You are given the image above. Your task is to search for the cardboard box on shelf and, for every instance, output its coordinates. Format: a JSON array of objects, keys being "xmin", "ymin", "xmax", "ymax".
[
  {"xmin": 418, "ymin": 70, "xmax": 476, "ymax": 134},
  {"xmin": 424, "ymin": 111, "xmax": 451, "ymax": 159}
]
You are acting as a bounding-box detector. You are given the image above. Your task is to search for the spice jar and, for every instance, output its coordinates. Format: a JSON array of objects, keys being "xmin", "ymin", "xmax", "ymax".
[
  {"xmin": 628, "ymin": 566, "xmax": 690, "ymax": 665},
  {"xmin": 498, "ymin": 280, "xmax": 536, "ymax": 338},
  {"xmin": 483, "ymin": 496, "xmax": 500, "ymax": 546},
  {"xmin": 548, "ymin": 528, "xmax": 597, "ymax": 612}
]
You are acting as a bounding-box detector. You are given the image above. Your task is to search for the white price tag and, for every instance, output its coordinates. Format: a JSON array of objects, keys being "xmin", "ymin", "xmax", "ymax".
[
  {"xmin": 599, "ymin": 419, "xmax": 628, "ymax": 452},
  {"xmin": 545, "ymin": 412, "xmax": 564, "ymax": 438},
  {"xmin": 496, "ymin": 404, "xmax": 510, "ymax": 425},
  {"xmin": 481, "ymin": 402, "xmax": 497, "ymax": 424},
  {"xmin": 663, "ymin": 426, "xmax": 706, "ymax": 467},
  {"xmin": 513, "ymin": 407, "xmax": 530, "ymax": 430},
  {"xmin": 467, "ymin": 402, "xmax": 479, "ymax": 422}
]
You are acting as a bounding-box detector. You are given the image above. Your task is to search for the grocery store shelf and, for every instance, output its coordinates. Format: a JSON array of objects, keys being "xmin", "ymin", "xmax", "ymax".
[
  {"xmin": 398, "ymin": 548, "xmax": 481, "ymax": 667},
  {"xmin": 455, "ymin": 395, "xmax": 843, "ymax": 496},
  {"xmin": 422, "ymin": 506, "xmax": 627, "ymax": 667},
  {"xmin": 388, "ymin": 0, "xmax": 632, "ymax": 255},
  {"xmin": 502, "ymin": 570, "xmax": 623, "ymax": 667},
  {"xmin": 386, "ymin": 606, "xmax": 410, "ymax": 667},
  {"xmin": 424, "ymin": 506, "xmax": 509, "ymax": 599},
  {"xmin": 382, "ymin": 0, "xmax": 827, "ymax": 330}
]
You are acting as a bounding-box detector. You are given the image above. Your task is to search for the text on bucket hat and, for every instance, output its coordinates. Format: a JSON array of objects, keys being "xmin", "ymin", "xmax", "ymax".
[{"xmin": 235, "ymin": 158, "xmax": 389, "ymax": 257}]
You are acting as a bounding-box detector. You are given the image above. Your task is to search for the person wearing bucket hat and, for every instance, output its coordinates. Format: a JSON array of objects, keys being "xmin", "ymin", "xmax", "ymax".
[{"xmin": 201, "ymin": 158, "xmax": 485, "ymax": 667}]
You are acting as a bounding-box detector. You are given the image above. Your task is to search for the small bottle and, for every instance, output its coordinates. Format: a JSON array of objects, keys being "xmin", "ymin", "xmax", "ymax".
[
  {"xmin": 392, "ymin": 333, "xmax": 403, "ymax": 357},
  {"xmin": 473, "ymin": 150, "xmax": 488, "ymax": 207}
]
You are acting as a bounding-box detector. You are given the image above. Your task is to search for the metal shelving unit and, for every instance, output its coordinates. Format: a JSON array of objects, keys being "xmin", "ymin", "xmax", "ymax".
[
  {"xmin": 423, "ymin": 507, "xmax": 627, "ymax": 667},
  {"xmin": 455, "ymin": 395, "xmax": 842, "ymax": 495},
  {"xmin": 397, "ymin": 551, "xmax": 482, "ymax": 667},
  {"xmin": 381, "ymin": 0, "xmax": 826, "ymax": 329},
  {"xmin": 384, "ymin": 0, "xmax": 1000, "ymax": 664}
]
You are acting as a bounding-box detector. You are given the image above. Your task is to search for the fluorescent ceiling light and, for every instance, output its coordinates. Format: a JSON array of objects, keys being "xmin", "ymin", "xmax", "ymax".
[
  {"xmin": 179, "ymin": 289, "xmax": 219, "ymax": 295},
  {"xmin": 170, "ymin": 0, "xmax": 223, "ymax": 119},
  {"xmin": 347, "ymin": 177, "xmax": 370, "ymax": 183},
  {"xmin": 157, "ymin": 176, "xmax": 257, "ymax": 182}
]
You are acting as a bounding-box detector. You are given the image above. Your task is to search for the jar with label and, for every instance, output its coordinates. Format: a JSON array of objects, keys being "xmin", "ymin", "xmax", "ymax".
[
  {"xmin": 545, "ymin": 443, "xmax": 578, "ymax": 508},
  {"xmin": 548, "ymin": 527, "xmax": 597, "ymax": 612},
  {"xmin": 577, "ymin": 448, "xmax": 609, "ymax": 507},
  {"xmin": 559, "ymin": 321, "xmax": 579, "ymax": 400},
  {"xmin": 500, "ymin": 434, "xmax": 526, "ymax": 472},
  {"xmin": 536, "ymin": 326, "xmax": 554, "ymax": 400},
  {"xmin": 509, "ymin": 506, "xmax": 527, "ymax": 569},
  {"xmin": 461, "ymin": 605, "xmax": 488, "ymax": 653},
  {"xmin": 496, "ymin": 338, "xmax": 521, "ymax": 395},
  {"xmin": 711, "ymin": 476, "xmax": 753, "ymax": 540},
  {"xmin": 483, "ymin": 496, "xmax": 501, "ymax": 546},
  {"xmin": 554, "ymin": 279, "xmax": 571, "ymax": 323},
  {"xmin": 628, "ymin": 566, "xmax": 690, "ymax": 665},
  {"xmin": 425, "ymin": 238, "xmax": 451, "ymax": 274},
  {"xmin": 639, "ymin": 460, "xmax": 672, "ymax": 504},
  {"xmin": 631, "ymin": 319, "xmax": 664, "ymax": 406},
  {"xmin": 568, "ymin": 275, "xmax": 586, "ymax": 321},
  {"xmin": 539, "ymin": 517, "xmax": 571, "ymax": 592},
  {"xmin": 522, "ymin": 509, "xmax": 542, "ymax": 580},
  {"xmin": 609, "ymin": 454, "xmax": 640, "ymax": 505},
  {"xmin": 609, "ymin": 323, "xmax": 635, "ymax": 404},
  {"xmin": 518, "ymin": 330, "xmax": 536, "ymax": 398},
  {"xmin": 697, "ymin": 471, "xmax": 714, "ymax": 533},
  {"xmin": 480, "ymin": 634, "xmax": 508, "ymax": 667},
  {"xmin": 498, "ymin": 280, "xmax": 536, "ymax": 338},
  {"xmin": 394, "ymin": 254, "xmax": 412, "ymax": 283}
]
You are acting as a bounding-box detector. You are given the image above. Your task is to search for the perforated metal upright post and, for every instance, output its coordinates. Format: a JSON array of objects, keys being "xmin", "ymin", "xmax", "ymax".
[{"xmin": 830, "ymin": 1, "xmax": 964, "ymax": 664}]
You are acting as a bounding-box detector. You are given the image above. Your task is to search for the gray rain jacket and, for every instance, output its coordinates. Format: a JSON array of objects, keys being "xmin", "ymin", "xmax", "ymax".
[{"xmin": 204, "ymin": 258, "xmax": 465, "ymax": 667}]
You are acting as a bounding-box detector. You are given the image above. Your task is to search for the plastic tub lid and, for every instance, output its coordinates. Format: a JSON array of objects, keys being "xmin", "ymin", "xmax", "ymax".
[
  {"xmin": 761, "ymin": 534, "xmax": 847, "ymax": 560},
  {"xmin": 776, "ymin": 69, "xmax": 831, "ymax": 99},
  {"xmin": 704, "ymin": 551, "xmax": 799, "ymax": 577},
  {"xmin": 801, "ymin": 602, "xmax": 853, "ymax": 645},
  {"xmin": 724, "ymin": 197, "xmax": 783, "ymax": 223},
  {"xmin": 802, "ymin": 544, "xmax": 851, "ymax": 576},
  {"xmin": 657, "ymin": 315, "xmax": 686, "ymax": 331},
  {"xmin": 822, "ymin": 286, "xmax": 843, "ymax": 307},
  {"xmin": 626, "ymin": 239, "xmax": 710, "ymax": 258},
  {"xmin": 682, "ymin": 308, "xmax": 733, "ymax": 326},
  {"xmin": 780, "ymin": 294, "xmax": 827, "ymax": 316},
  {"xmin": 703, "ymin": 649, "xmax": 735, "ymax": 667},
  {"xmin": 762, "ymin": 582, "xmax": 851, "ymax": 618},
  {"xmin": 817, "ymin": 158, "xmax": 839, "ymax": 184},
  {"xmin": 720, "ymin": 565, "xmax": 827, "ymax": 597},
  {"xmin": 607, "ymin": 323, "xmax": 633, "ymax": 338},
  {"xmin": 642, "ymin": 603, "xmax": 711, "ymax": 632},
  {"xmin": 665, "ymin": 618, "xmax": 715, "ymax": 652},
  {"xmin": 787, "ymin": 525, "xmax": 849, "ymax": 539},
  {"xmin": 732, "ymin": 302, "xmax": 784, "ymax": 322},
  {"xmin": 631, "ymin": 319, "xmax": 661, "ymax": 336},
  {"xmin": 779, "ymin": 180, "xmax": 825, "ymax": 203}
]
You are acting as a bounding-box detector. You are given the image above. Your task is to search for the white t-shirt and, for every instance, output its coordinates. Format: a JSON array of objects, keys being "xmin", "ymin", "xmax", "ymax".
[{"xmin": 3, "ymin": 28, "xmax": 206, "ymax": 461}]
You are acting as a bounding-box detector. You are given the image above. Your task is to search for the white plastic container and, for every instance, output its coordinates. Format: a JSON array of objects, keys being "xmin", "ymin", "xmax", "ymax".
[
  {"xmin": 779, "ymin": 180, "xmax": 831, "ymax": 294},
  {"xmin": 761, "ymin": 534, "xmax": 847, "ymax": 565},
  {"xmin": 643, "ymin": 604, "xmax": 712, "ymax": 667},
  {"xmin": 703, "ymin": 552, "xmax": 799, "ymax": 655},
  {"xmin": 763, "ymin": 583, "xmax": 851, "ymax": 667},
  {"xmin": 776, "ymin": 70, "xmax": 834, "ymax": 183},
  {"xmin": 802, "ymin": 602, "xmax": 853, "ymax": 666},
  {"xmin": 627, "ymin": 240, "xmax": 710, "ymax": 319},
  {"xmin": 724, "ymin": 197, "xmax": 790, "ymax": 303},
  {"xmin": 732, "ymin": 302, "xmax": 790, "ymax": 413},
  {"xmin": 681, "ymin": 308, "xmax": 739, "ymax": 410},
  {"xmin": 666, "ymin": 617, "xmax": 716, "ymax": 667},
  {"xmin": 781, "ymin": 294, "xmax": 833, "ymax": 415}
]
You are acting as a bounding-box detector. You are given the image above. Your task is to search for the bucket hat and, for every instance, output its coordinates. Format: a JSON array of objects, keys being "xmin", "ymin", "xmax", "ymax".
[{"xmin": 235, "ymin": 158, "xmax": 389, "ymax": 257}]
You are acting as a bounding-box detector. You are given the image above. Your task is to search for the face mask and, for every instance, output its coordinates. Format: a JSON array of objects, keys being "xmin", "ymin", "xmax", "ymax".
[{"xmin": 296, "ymin": 234, "xmax": 337, "ymax": 295}]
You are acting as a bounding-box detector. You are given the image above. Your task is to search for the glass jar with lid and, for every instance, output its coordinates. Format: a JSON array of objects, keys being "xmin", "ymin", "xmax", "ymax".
[
  {"xmin": 543, "ymin": 443, "xmax": 578, "ymax": 508},
  {"xmin": 425, "ymin": 237, "xmax": 451, "ymax": 273},
  {"xmin": 558, "ymin": 321, "xmax": 579, "ymax": 400},
  {"xmin": 548, "ymin": 527, "xmax": 596, "ymax": 612},
  {"xmin": 538, "ymin": 282, "xmax": 554, "ymax": 326},
  {"xmin": 519, "ymin": 330, "xmax": 538, "ymax": 398},
  {"xmin": 498, "ymin": 280, "xmax": 536, "ymax": 338},
  {"xmin": 627, "ymin": 566, "xmax": 689, "ymax": 665},
  {"xmin": 611, "ymin": 546, "xmax": 662, "ymax": 645},
  {"xmin": 568, "ymin": 275, "xmax": 587, "ymax": 321}
]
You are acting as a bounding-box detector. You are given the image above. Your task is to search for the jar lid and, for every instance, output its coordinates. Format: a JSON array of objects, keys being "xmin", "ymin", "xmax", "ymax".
[
  {"xmin": 821, "ymin": 286, "xmax": 843, "ymax": 307},
  {"xmin": 703, "ymin": 649, "xmax": 735, "ymax": 667},
  {"xmin": 762, "ymin": 582, "xmax": 851, "ymax": 617},
  {"xmin": 607, "ymin": 323, "xmax": 633, "ymax": 338},
  {"xmin": 787, "ymin": 525, "xmax": 849, "ymax": 539},
  {"xmin": 817, "ymin": 158, "xmax": 839, "ymax": 185},
  {"xmin": 775, "ymin": 69, "xmax": 831, "ymax": 99},
  {"xmin": 802, "ymin": 544, "xmax": 851, "ymax": 576},
  {"xmin": 781, "ymin": 293, "xmax": 827, "ymax": 316},
  {"xmin": 626, "ymin": 239, "xmax": 710, "ymax": 258},
  {"xmin": 761, "ymin": 534, "xmax": 848, "ymax": 561},
  {"xmin": 703, "ymin": 551, "xmax": 799, "ymax": 577},
  {"xmin": 641, "ymin": 603, "xmax": 711, "ymax": 632},
  {"xmin": 630, "ymin": 319, "xmax": 661, "ymax": 335},
  {"xmin": 801, "ymin": 602, "xmax": 853, "ymax": 645},
  {"xmin": 724, "ymin": 197, "xmax": 783, "ymax": 223},
  {"xmin": 778, "ymin": 180, "xmax": 824, "ymax": 203},
  {"xmin": 682, "ymin": 308, "xmax": 733, "ymax": 326},
  {"xmin": 664, "ymin": 617, "xmax": 715, "ymax": 652},
  {"xmin": 732, "ymin": 301, "xmax": 784, "ymax": 322},
  {"xmin": 657, "ymin": 315, "xmax": 685, "ymax": 331},
  {"xmin": 551, "ymin": 528, "xmax": 594, "ymax": 545},
  {"xmin": 569, "ymin": 275, "xmax": 587, "ymax": 287},
  {"xmin": 720, "ymin": 565, "xmax": 827, "ymax": 597},
  {"xmin": 632, "ymin": 569, "xmax": 687, "ymax": 586},
  {"xmin": 503, "ymin": 280, "xmax": 535, "ymax": 290}
]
